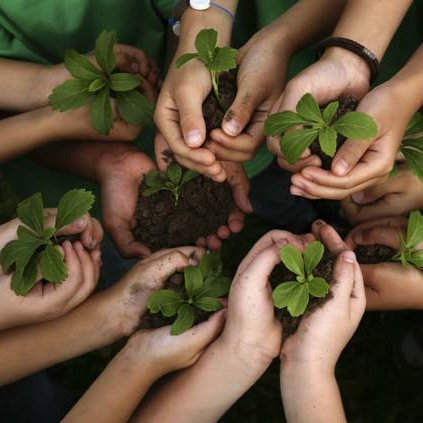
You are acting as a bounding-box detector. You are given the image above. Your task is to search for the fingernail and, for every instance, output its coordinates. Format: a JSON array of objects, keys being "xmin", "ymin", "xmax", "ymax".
[
  {"xmin": 353, "ymin": 230, "xmax": 363, "ymax": 244},
  {"xmin": 313, "ymin": 219, "xmax": 326, "ymax": 227},
  {"xmin": 90, "ymin": 236, "xmax": 98, "ymax": 250},
  {"xmin": 223, "ymin": 120, "xmax": 240, "ymax": 136},
  {"xmin": 276, "ymin": 239, "xmax": 288, "ymax": 248},
  {"xmin": 291, "ymin": 187, "xmax": 303, "ymax": 196},
  {"xmin": 73, "ymin": 216, "xmax": 87, "ymax": 229},
  {"xmin": 343, "ymin": 251, "xmax": 356, "ymax": 263},
  {"xmin": 352, "ymin": 191, "xmax": 365, "ymax": 204},
  {"xmin": 185, "ymin": 130, "xmax": 202, "ymax": 147},
  {"xmin": 302, "ymin": 170, "xmax": 314, "ymax": 181},
  {"xmin": 188, "ymin": 257, "xmax": 199, "ymax": 266},
  {"xmin": 334, "ymin": 159, "xmax": 349, "ymax": 176},
  {"xmin": 293, "ymin": 181, "xmax": 305, "ymax": 190}
]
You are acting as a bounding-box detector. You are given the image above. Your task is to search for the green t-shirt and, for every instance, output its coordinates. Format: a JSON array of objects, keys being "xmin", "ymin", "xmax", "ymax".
[{"xmin": 0, "ymin": 0, "xmax": 422, "ymax": 208}]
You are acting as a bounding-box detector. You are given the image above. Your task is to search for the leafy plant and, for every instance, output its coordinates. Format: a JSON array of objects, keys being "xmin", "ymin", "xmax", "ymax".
[
  {"xmin": 392, "ymin": 210, "xmax": 423, "ymax": 270},
  {"xmin": 272, "ymin": 241, "xmax": 329, "ymax": 317},
  {"xmin": 148, "ymin": 252, "xmax": 230, "ymax": 335},
  {"xmin": 0, "ymin": 189, "xmax": 95, "ymax": 295},
  {"xmin": 399, "ymin": 111, "xmax": 423, "ymax": 182},
  {"xmin": 143, "ymin": 163, "xmax": 198, "ymax": 205},
  {"xmin": 49, "ymin": 30, "xmax": 154, "ymax": 135},
  {"xmin": 175, "ymin": 28, "xmax": 237, "ymax": 101},
  {"xmin": 264, "ymin": 93, "xmax": 378, "ymax": 165}
]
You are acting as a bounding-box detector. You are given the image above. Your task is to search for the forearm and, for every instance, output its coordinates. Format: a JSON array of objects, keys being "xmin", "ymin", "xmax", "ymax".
[
  {"xmin": 64, "ymin": 340, "xmax": 159, "ymax": 423},
  {"xmin": 132, "ymin": 339, "xmax": 267, "ymax": 423},
  {"xmin": 281, "ymin": 363, "xmax": 346, "ymax": 423}
]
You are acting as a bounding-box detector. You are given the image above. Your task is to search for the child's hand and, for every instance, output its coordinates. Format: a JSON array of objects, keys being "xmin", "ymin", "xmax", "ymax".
[
  {"xmin": 341, "ymin": 163, "xmax": 423, "ymax": 224},
  {"xmin": 281, "ymin": 221, "xmax": 365, "ymax": 371},
  {"xmin": 0, "ymin": 240, "xmax": 101, "ymax": 330},
  {"xmin": 345, "ymin": 217, "xmax": 423, "ymax": 310}
]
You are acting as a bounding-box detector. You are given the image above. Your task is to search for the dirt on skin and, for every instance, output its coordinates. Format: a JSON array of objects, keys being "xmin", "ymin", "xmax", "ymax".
[
  {"xmin": 133, "ymin": 171, "xmax": 234, "ymax": 252},
  {"xmin": 140, "ymin": 272, "xmax": 211, "ymax": 330},
  {"xmin": 354, "ymin": 244, "xmax": 397, "ymax": 265},
  {"xmin": 310, "ymin": 96, "xmax": 359, "ymax": 170},
  {"xmin": 202, "ymin": 69, "xmax": 237, "ymax": 133}
]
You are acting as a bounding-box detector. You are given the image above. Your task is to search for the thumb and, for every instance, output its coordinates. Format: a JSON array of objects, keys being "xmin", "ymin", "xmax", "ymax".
[
  {"xmin": 155, "ymin": 132, "xmax": 171, "ymax": 171},
  {"xmin": 351, "ymin": 175, "xmax": 396, "ymax": 205},
  {"xmin": 349, "ymin": 226, "xmax": 402, "ymax": 250}
]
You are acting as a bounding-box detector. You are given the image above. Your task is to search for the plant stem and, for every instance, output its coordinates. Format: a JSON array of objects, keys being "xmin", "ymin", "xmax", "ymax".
[{"xmin": 210, "ymin": 70, "xmax": 220, "ymax": 104}]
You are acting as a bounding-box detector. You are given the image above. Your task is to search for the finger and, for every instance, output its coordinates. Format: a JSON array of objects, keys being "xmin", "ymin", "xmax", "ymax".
[
  {"xmin": 227, "ymin": 208, "xmax": 245, "ymax": 234},
  {"xmin": 175, "ymin": 155, "xmax": 225, "ymax": 181},
  {"xmin": 351, "ymin": 177, "xmax": 399, "ymax": 205},
  {"xmin": 275, "ymin": 154, "xmax": 321, "ymax": 174},
  {"xmin": 210, "ymin": 130, "xmax": 257, "ymax": 154},
  {"xmin": 90, "ymin": 249, "xmax": 102, "ymax": 282},
  {"xmin": 216, "ymin": 225, "xmax": 231, "ymax": 240},
  {"xmin": 351, "ymin": 260, "xmax": 366, "ymax": 304},
  {"xmin": 349, "ymin": 226, "xmax": 403, "ymax": 250},
  {"xmin": 142, "ymin": 246, "xmax": 205, "ymax": 266},
  {"xmin": 206, "ymin": 141, "xmax": 253, "ymax": 162},
  {"xmin": 205, "ymin": 234, "xmax": 222, "ymax": 251},
  {"xmin": 330, "ymin": 251, "xmax": 357, "ymax": 302},
  {"xmin": 332, "ymin": 138, "xmax": 372, "ymax": 176},
  {"xmin": 225, "ymin": 162, "xmax": 252, "ymax": 213},
  {"xmin": 108, "ymin": 224, "xmax": 151, "ymax": 258},
  {"xmin": 61, "ymin": 241, "xmax": 83, "ymax": 290},
  {"xmin": 312, "ymin": 220, "xmax": 348, "ymax": 255}
]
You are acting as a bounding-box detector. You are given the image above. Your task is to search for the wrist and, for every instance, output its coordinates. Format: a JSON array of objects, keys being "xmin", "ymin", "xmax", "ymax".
[{"xmin": 33, "ymin": 64, "xmax": 70, "ymax": 108}]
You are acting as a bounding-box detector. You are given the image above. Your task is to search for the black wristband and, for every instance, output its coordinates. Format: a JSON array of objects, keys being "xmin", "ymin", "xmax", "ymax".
[{"xmin": 315, "ymin": 37, "xmax": 380, "ymax": 84}]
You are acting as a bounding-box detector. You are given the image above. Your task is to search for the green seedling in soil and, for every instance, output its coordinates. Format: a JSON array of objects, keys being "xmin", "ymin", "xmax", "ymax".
[
  {"xmin": 272, "ymin": 241, "xmax": 329, "ymax": 317},
  {"xmin": 0, "ymin": 189, "xmax": 95, "ymax": 296},
  {"xmin": 264, "ymin": 93, "xmax": 378, "ymax": 165},
  {"xmin": 148, "ymin": 252, "xmax": 231, "ymax": 335},
  {"xmin": 143, "ymin": 163, "xmax": 198, "ymax": 205},
  {"xmin": 175, "ymin": 28, "xmax": 237, "ymax": 101},
  {"xmin": 392, "ymin": 210, "xmax": 423, "ymax": 270},
  {"xmin": 398, "ymin": 111, "xmax": 423, "ymax": 182},
  {"xmin": 49, "ymin": 30, "xmax": 154, "ymax": 135}
]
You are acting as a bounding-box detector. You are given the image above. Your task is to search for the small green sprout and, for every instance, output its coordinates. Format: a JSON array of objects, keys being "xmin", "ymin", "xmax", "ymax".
[
  {"xmin": 264, "ymin": 93, "xmax": 378, "ymax": 165},
  {"xmin": 49, "ymin": 30, "xmax": 154, "ymax": 135},
  {"xmin": 0, "ymin": 189, "xmax": 95, "ymax": 296},
  {"xmin": 148, "ymin": 252, "xmax": 231, "ymax": 335},
  {"xmin": 392, "ymin": 210, "xmax": 423, "ymax": 270},
  {"xmin": 272, "ymin": 241, "xmax": 329, "ymax": 317},
  {"xmin": 175, "ymin": 28, "xmax": 237, "ymax": 101},
  {"xmin": 143, "ymin": 163, "xmax": 198, "ymax": 205}
]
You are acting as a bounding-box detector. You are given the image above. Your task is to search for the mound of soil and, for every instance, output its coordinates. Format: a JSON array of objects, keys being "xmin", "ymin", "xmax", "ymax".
[
  {"xmin": 133, "ymin": 172, "xmax": 234, "ymax": 252},
  {"xmin": 202, "ymin": 69, "xmax": 237, "ymax": 133},
  {"xmin": 140, "ymin": 272, "xmax": 210, "ymax": 330},
  {"xmin": 355, "ymin": 244, "xmax": 396, "ymax": 265},
  {"xmin": 310, "ymin": 96, "xmax": 359, "ymax": 170}
]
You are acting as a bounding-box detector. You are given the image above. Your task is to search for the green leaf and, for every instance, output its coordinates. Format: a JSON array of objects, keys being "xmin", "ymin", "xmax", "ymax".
[
  {"xmin": 143, "ymin": 186, "xmax": 166, "ymax": 197},
  {"xmin": 198, "ymin": 252, "xmax": 223, "ymax": 279},
  {"xmin": 406, "ymin": 112, "xmax": 423, "ymax": 137},
  {"xmin": 322, "ymin": 101, "xmax": 339, "ymax": 125},
  {"xmin": 64, "ymin": 49, "xmax": 103, "ymax": 80},
  {"xmin": 407, "ymin": 250, "xmax": 423, "ymax": 270},
  {"xmin": 287, "ymin": 284, "xmax": 310, "ymax": 317},
  {"xmin": 88, "ymin": 78, "xmax": 107, "ymax": 93},
  {"xmin": 307, "ymin": 277, "xmax": 329, "ymax": 298},
  {"xmin": 196, "ymin": 276, "xmax": 231, "ymax": 298},
  {"xmin": 184, "ymin": 266, "xmax": 204, "ymax": 298},
  {"xmin": 39, "ymin": 245, "xmax": 67, "ymax": 283},
  {"xmin": 210, "ymin": 47, "xmax": 237, "ymax": 73},
  {"xmin": 90, "ymin": 87, "xmax": 113, "ymax": 135},
  {"xmin": 166, "ymin": 163, "xmax": 183, "ymax": 185},
  {"xmin": 116, "ymin": 90, "xmax": 155, "ymax": 127},
  {"xmin": 194, "ymin": 296, "xmax": 222, "ymax": 312},
  {"xmin": 43, "ymin": 227, "xmax": 56, "ymax": 240},
  {"xmin": 195, "ymin": 29, "xmax": 217, "ymax": 63},
  {"xmin": 49, "ymin": 79, "xmax": 92, "ymax": 111},
  {"xmin": 280, "ymin": 128, "xmax": 319, "ymax": 165},
  {"xmin": 181, "ymin": 170, "xmax": 199, "ymax": 185},
  {"xmin": 17, "ymin": 193, "xmax": 44, "ymax": 234},
  {"xmin": 11, "ymin": 254, "xmax": 38, "ymax": 296},
  {"xmin": 280, "ymin": 244, "xmax": 304, "ymax": 277},
  {"xmin": 332, "ymin": 111, "xmax": 377, "ymax": 140},
  {"xmin": 145, "ymin": 171, "xmax": 165, "ymax": 188},
  {"xmin": 110, "ymin": 73, "xmax": 140, "ymax": 92},
  {"xmin": 148, "ymin": 289, "xmax": 184, "ymax": 316},
  {"xmin": 296, "ymin": 93, "xmax": 324, "ymax": 123},
  {"xmin": 272, "ymin": 281, "xmax": 299, "ymax": 309},
  {"xmin": 17, "ymin": 225, "xmax": 45, "ymax": 246},
  {"xmin": 55, "ymin": 189, "xmax": 95, "ymax": 231},
  {"xmin": 0, "ymin": 239, "xmax": 41, "ymax": 273},
  {"xmin": 318, "ymin": 126, "xmax": 338, "ymax": 157},
  {"xmin": 264, "ymin": 111, "xmax": 309, "ymax": 136},
  {"xmin": 171, "ymin": 304, "xmax": 195, "ymax": 335},
  {"xmin": 176, "ymin": 53, "xmax": 199, "ymax": 68},
  {"xmin": 406, "ymin": 210, "xmax": 423, "ymax": 249},
  {"xmin": 401, "ymin": 138, "xmax": 423, "ymax": 183},
  {"xmin": 303, "ymin": 241, "xmax": 324, "ymax": 276},
  {"xmin": 95, "ymin": 30, "xmax": 117, "ymax": 74}
]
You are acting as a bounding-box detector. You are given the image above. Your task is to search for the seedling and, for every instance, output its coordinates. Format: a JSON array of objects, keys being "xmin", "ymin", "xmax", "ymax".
[
  {"xmin": 392, "ymin": 210, "xmax": 423, "ymax": 270},
  {"xmin": 143, "ymin": 163, "xmax": 198, "ymax": 205},
  {"xmin": 399, "ymin": 111, "xmax": 423, "ymax": 182},
  {"xmin": 175, "ymin": 28, "xmax": 237, "ymax": 101},
  {"xmin": 148, "ymin": 252, "xmax": 230, "ymax": 335},
  {"xmin": 0, "ymin": 189, "xmax": 95, "ymax": 296},
  {"xmin": 264, "ymin": 93, "xmax": 378, "ymax": 165},
  {"xmin": 272, "ymin": 241, "xmax": 329, "ymax": 317},
  {"xmin": 49, "ymin": 30, "xmax": 154, "ymax": 135}
]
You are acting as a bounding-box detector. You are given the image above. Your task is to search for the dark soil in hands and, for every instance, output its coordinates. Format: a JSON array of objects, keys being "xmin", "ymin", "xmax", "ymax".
[
  {"xmin": 354, "ymin": 244, "xmax": 397, "ymax": 264},
  {"xmin": 140, "ymin": 272, "xmax": 210, "ymax": 330},
  {"xmin": 202, "ymin": 69, "xmax": 237, "ymax": 134},
  {"xmin": 269, "ymin": 252, "xmax": 335, "ymax": 340},
  {"xmin": 310, "ymin": 96, "xmax": 359, "ymax": 170},
  {"xmin": 133, "ymin": 173, "xmax": 235, "ymax": 252}
]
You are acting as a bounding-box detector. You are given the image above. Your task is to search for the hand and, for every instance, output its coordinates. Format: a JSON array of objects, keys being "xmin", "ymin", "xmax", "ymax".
[
  {"xmin": 97, "ymin": 147, "xmax": 157, "ymax": 258},
  {"xmin": 341, "ymin": 163, "xmax": 423, "ymax": 224},
  {"xmin": 345, "ymin": 217, "xmax": 423, "ymax": 310},
  {"xmin": 281, "ymin": 221, "xmax": 366, "ymax": 371},
  {"xmin": 0, "ymin": 240, "xmax": 101, "ymax": 330}
]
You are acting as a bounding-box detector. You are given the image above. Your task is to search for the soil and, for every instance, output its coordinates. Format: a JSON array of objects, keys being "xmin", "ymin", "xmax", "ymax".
[
  {"xmin": 133, "ymin": 170, "xmax": 235, "ymax": 252},
  {"xmin": 310, "ymin": 96, "xmax": 359, "ymax": 170},
  {"xmin": 202, "ymin": 69, "xmax": 237, "ymax": 134},
  {"xmin": 355, "ymin": 244, "xmax": 396, "ymax": 265},
  {"xmin": 140, "ymin": 272, "xmax": 210, "ymax": 330}
]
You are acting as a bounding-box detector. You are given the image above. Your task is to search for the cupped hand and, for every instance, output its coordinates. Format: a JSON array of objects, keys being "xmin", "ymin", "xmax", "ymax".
[{"xmin": 341, "ymin": 163, "xmax": 423, "ymax": 224}]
